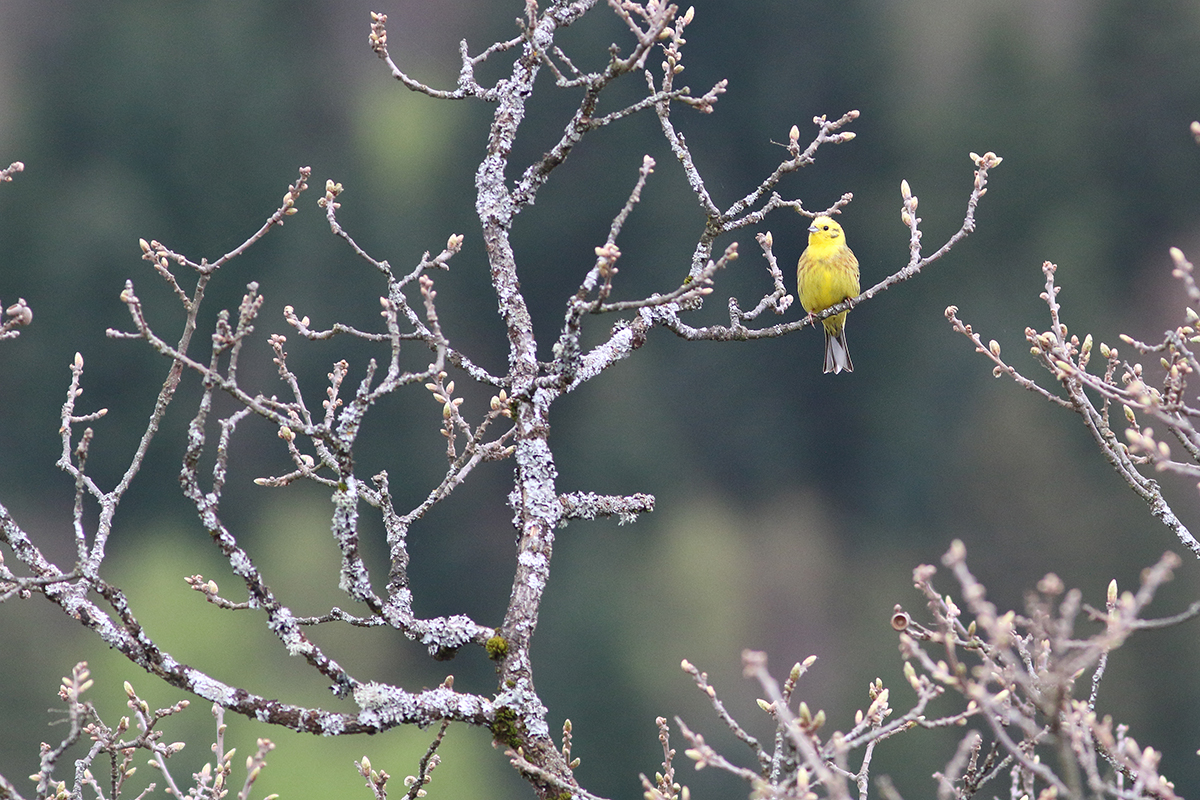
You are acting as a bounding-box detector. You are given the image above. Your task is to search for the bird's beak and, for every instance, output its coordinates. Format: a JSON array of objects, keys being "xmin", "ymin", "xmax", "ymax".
[{"xmin": 807, "ymin": 224, "xmax": 817, "ymax": 233}]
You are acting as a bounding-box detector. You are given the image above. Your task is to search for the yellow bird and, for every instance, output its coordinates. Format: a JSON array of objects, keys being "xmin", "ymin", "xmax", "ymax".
[{"xmin": 797, "ymin": 215, "xmax": 860, "ymax": 374}]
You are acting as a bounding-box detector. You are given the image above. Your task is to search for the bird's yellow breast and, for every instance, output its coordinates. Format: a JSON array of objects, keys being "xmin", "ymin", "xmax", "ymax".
[{"xmin": 797, "ymin": 241, "xmax": 859, "ymax": 315}]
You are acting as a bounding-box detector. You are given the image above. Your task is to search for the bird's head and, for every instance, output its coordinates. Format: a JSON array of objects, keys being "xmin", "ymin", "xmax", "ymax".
[{"xmin": 807, "ymin": 215, "xmax": 845, "ymax": 245}]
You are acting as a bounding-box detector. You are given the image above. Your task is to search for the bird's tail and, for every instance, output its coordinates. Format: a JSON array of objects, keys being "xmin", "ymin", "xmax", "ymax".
[{"xmin": 823, "ymin": 328, "xmax": 853, "ymax": 374}]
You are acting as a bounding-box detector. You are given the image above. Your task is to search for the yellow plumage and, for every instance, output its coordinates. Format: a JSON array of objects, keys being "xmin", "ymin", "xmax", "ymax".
[{"xmin": 797, "ymin": 215, "xmax": 860, "ymax": 374}]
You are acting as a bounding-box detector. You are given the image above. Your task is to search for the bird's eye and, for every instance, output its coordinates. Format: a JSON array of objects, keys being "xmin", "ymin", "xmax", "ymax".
[{"xmin": 822, "ymin": 225, "xmax": 830, "ymax": 231}]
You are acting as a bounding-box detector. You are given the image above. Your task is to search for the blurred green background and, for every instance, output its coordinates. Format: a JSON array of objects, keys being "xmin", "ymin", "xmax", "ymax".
[{"xmin": 2, "ymin": 1, "xmax": 1200, "ymax": 798}]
